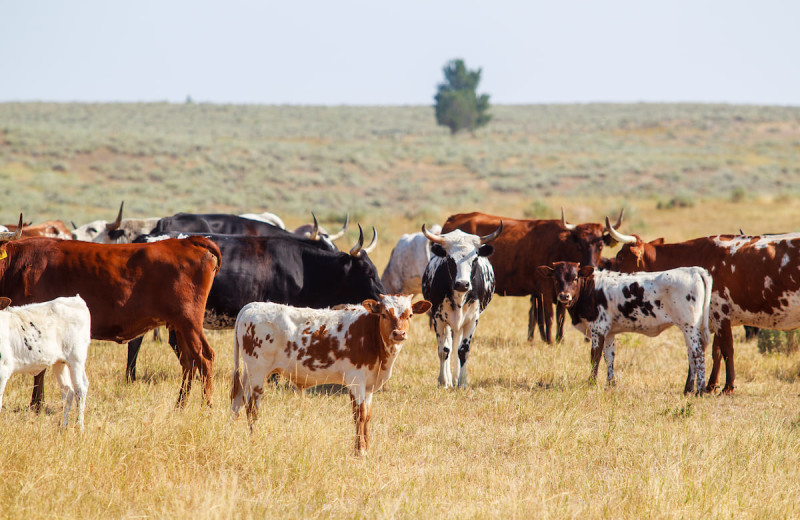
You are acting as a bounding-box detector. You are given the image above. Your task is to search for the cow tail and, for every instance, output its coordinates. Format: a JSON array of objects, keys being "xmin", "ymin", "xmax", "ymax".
[
  {"xmin": 231, "ymin": 322, "xmax": 243, "ymax": 405},
  {"xmin": 699, "ymin": 268, "xmax": 713, "ymax": 347}
]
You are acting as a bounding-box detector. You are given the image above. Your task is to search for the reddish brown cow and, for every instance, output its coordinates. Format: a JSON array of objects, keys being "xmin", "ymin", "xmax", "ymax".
[
  {"xmin": 442, "ymin": 209, "xmax": 624, "ymax": 343},
  {"xmin": 608, "ymin": 221, "xmax": 800, "ymax": 393},
  {"xmin": 4, "ymin": 220, "xmax": 71, "ymax": 239},
  {"xmin": 0, "ymin": 230, "xmax": 221, "ymax": 407}
]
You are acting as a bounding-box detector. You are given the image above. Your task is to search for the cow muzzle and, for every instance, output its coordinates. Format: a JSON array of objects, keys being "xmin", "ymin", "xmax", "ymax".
[
  {"xmin": 453, "ymin": 280, "xmax": 470, "ymax": 293},
  {"xmin": 557, "ymin": 293, "xmax": 574, "ymax": 306},
  {"xmin": 391, "ymin": 330, "xmax": 407, "ymax": 342}
]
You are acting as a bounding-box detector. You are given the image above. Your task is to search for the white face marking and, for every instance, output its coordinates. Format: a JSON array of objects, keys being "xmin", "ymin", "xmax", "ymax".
[{"xmin": 436, "ymin": 229, "xmax": 483, "ymax": 290}]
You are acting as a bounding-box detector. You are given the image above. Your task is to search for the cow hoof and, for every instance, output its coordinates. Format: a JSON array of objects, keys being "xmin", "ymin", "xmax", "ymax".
[
  {"xmin": 704, "ymin": 384, "xmax": 719, "ymax": 394},
  {"xmin": 721, "ymin": 385, "xmax": 735, "ymax": 395}
]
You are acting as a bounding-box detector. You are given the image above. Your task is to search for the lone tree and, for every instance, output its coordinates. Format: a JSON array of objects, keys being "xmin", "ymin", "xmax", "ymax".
[{"xmin": 434, "ymin": 59, "xmax": 491, "ymax": 134}]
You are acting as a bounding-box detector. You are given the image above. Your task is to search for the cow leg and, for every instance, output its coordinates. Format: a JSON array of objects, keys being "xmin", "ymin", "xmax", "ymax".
[
  {"xmin": 126, "ymin": 335, "xmax": 144, "ymax": 383},
  {"xmin": 603, "ymin": 335, "xmax": 616, "ymax": 386},
  {"xmin": 706, "ymin": 322, "xmax": 734, "ymax": 393},
  {"xmin": 541, "ymin": 291, "xmax": 555, "ymax": 344},
  {"xmin": 52, "ymin": 362, "xmax": 75, "ymax": 428},
  {"xmin": 589, "ymin": 333, "xmax": 605, "ymax": 385},
  {"xmin": 718, "ymin": 323, "xmax": 735, "ymax": 394},
  {"xmin": 30, "ymin": 370, "xmax": 46, "ymax": 413},
  {"xmin": 245, "ymin": 384, "xmax": 264, "ymax": 431},
  {"xmin": 535, "ymin": 294, "xmax": 547, "ymax": 343},
  {"xmin": 456, "ymin": 318, "xmax": 480, "ymax": 388},
  {"xmin": 528, "ymin": 295, "xmax": 538, "ymax": 342},
  {"xmin": 363, "ymin": 392, "xmax": 373, "ymax": 452},
  {"xmin": 555, "ymin": 304, "xmax": 566, "ymax": 344},
  {"xmin": 0, "ymin": 369, "xmax": 9, "ymax": 411},
  {"xmin": 434, "ymin": 317, "xmax": 454, "ymax": 388},
  {"xmin": 167, "ymin": 329, "xmax": 181, "ymax": 359},
  {"xmin": 350, "ymin": 387, "xmax": 369, "ymax": 456},
  {"xmin": 173, "ymin": 325, "xmax": 214, "ymax": 407}
]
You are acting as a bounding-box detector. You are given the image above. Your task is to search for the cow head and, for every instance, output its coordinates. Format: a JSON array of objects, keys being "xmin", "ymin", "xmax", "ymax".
[
  {"xmin": 362, "ymin": 294, "xmax": 432, "ymax": 345},
  {"xmin": 537, "ymin": 261, "xmax": 595, "ymax": 307},
  {"xmin": 341, "ymin": 224, "xmax": 385, "ymax": 300},
  {"xmin": 294, "ymin": 213, "xmax": 349, "ymax": 250},
  {"xmin": 560, "ymin": 208, "xmax": 625, "ymax": 267},
  {"xmin": 0, "ymin": 214, "xmax": 23, "ymax": 242},
  {"xmin": 72, "ymin": 201, "xmax": 124, "ymax": 242},
  {"xmin": 604, "ymin": 217, "xmax": 651, "ymax": 272},
  {"xmin": 423, "ymin": 222, "xmax": 502, "ymax": 294}
]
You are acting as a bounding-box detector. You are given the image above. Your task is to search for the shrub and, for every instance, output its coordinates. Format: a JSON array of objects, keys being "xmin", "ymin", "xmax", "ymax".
[{"xmin": 757, "ymin": 329, "xmax": 800, "ymax": 355}]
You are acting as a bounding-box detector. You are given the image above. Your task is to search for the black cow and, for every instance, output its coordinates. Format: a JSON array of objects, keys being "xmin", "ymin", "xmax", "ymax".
[
  {"xmin": 151, "ymin": 212, "xmax": 346, "ymax": 251},
  {"xmin": 125, "ymin": 226, "xmax": 382, "ymax": 381},
  {"xmin": 421, "ymin": 223, "xmax": 502, "ymax": 388}
]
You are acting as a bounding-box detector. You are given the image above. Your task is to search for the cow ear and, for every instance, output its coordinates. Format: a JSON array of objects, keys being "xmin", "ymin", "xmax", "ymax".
[
  {"xmin": 603, "ymin": 234, "xmax": 618, "ymax": 246},
  {"xmin": 361, "ymin": 299, "xmax": 381, "ymax": 315},
  {"xmin": 431, "ymin": 244, "xmax": 446, "ymax": 257},
  {"xmin": 536, "ymin": 265, "xmax": 555, "ymax": 278},
  {"xmin": 578, "ymin": 265, "xmax": 595, "ymax": 278},
  {"xmin": 650, "ymin": 237, "xmax": 665, "ymax": 245},
  {"xmin": 411, "ymin": 300, "xmax": 432, "ymax": 315},
  {"xmin": 0, "ymin": 297, "xmax": 11, "ymax": 310},
  {"xmin": 477, "ymin": 244, "xmax": 493, "ymax": 257}
]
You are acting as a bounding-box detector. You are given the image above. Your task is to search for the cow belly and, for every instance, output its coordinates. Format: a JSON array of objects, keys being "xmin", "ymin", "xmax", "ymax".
[{"xmin": 726, "ymin": 295, "xmax": 800, "ymax": 330}]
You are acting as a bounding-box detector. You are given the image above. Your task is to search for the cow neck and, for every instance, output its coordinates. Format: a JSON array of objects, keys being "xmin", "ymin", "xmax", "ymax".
[
  {"xmin": 569, "ymin": 274, "xmax": 606, "ymax": 325},
  {"xmin": 343, "ymin": 312, "xmax": 397, "ymax": 371}
]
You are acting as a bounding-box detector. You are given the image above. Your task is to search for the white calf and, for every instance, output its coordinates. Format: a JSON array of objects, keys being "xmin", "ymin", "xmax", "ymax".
[{"xmin": 0, "ymin": 295, "xmax": 91, "ymax": 427}]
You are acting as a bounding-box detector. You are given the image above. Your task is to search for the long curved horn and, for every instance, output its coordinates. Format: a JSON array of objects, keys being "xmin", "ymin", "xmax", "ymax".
[
  {"xmin": 422, "ymin": 224, "xmax": 446, "ymax": 245},
  {"xmin": 106, "ymin": 201, "xmax": 124, "ymax": 231},
  {"xmin": 309, "ymin": 213, "xmax": 320, "ymax": 240},
  {"xmin": 327, "ymin": 213, "xmax": 349, "ymax": 241},
  {"xmin": 611, "ymin": 208, "xmax": 624, "ymax": 229},
  {"xmin": 561, "ymin": 208, "xmax": 577, "ymax": 231},
  {"xmin": 0, "ymin": 214, "xmax": 24, "ymax": 242},
  {"xmin": 349, "ymin": 224, "xmax": 365, "ymax": 257},
  {"xmin": 363, "ymin": 226, "xmax": 378, "ymax": 255},
  {"xmin": 605, "ymin": 216, "xmax": 637, "ymax": 245},
  {"xmin": 71, "ymin": 221, "xmax": 77, "ymax": 230},
  {"xmin": 480, "ymin": 220, "xmax": 503, "ymax": 244}
]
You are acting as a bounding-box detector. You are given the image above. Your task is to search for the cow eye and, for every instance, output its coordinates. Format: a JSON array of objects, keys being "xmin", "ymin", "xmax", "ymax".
[{"xmin": 88, "ymin": 227, "xmax": 97, "ymax": 234}]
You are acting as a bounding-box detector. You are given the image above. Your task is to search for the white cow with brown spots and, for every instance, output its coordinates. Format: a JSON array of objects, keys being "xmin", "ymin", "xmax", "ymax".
[
  {"xmin": 231, "ymin": 294, "xmax": 431, "ymax": 456},
  {"xmin": 0, "ymin": 295, "xmax": 91, "ymax": 428}
]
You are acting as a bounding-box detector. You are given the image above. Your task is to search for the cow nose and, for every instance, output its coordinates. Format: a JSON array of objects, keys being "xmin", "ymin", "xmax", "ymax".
[
  {"xmin": 557, "ymin": 293, "xmax": 573, "ymax": 304},
  {"xmin": 453, "ymin": 281, "xmax": 470, "ymax": 292},
  {"xmin": 392, "ymin": 330, "xmax": 407, "ymax": 341}
]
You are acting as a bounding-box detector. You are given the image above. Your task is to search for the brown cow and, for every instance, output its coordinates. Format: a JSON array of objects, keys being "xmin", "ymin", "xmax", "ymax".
[
  {"xmin": 4, "ymin": 220, "xmax": 71, "ymax": 239},
  {"xmin": 442, "ymin": 209, "xmax": 624, "ymax": 344},
  {"xmin": 0, "ymin": 225, "xmax": 221, "ymax": 407},
  {"xmin": 607, "ymin": 220, "xmax": 800, "ymax": 393}
]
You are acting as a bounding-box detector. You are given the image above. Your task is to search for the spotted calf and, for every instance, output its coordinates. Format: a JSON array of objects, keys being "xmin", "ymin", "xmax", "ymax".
[
  {"xmin": 231, "ymin": 294, "xmax": 431, "ymax": 456},
  {"xmin": 0, "ymin": 295, "xmax": 91, "ymax": 428},
  {"xmin": 537, "ymin": 262, "xmax": 713, "ymax": 394}
]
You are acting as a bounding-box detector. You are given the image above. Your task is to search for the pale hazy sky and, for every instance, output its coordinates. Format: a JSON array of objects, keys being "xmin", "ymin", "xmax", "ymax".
[{"xmin": 1, "ymin": 0, "xmax": 798, "ymax": 105}]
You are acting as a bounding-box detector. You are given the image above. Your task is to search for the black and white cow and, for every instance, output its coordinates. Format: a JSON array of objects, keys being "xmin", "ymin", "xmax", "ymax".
[
  {"xmin": 125, "ymin": 225, "xmax": 383, "ymax": 381},
  {"xmin": 537, "ymin": 262, "xmax": 713, "ymax": 394},
  {"xmin": 71, "ymin": 201, "xmax": 159, "ymax": 243},
  {"xmin": 421, "ymin": 223, "xmax": 502, "ymax": 388}
]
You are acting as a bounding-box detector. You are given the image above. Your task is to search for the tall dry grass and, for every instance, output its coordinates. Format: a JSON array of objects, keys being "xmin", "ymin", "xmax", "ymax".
[{"xmin": 2, "ymin": 203, "xmax": 800, "ymax": 519}]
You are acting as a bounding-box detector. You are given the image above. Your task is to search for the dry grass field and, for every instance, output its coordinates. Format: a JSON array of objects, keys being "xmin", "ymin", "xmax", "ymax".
[{"xmin": 2, "ymin": 103, "xmax": 800, "ymax": 518}]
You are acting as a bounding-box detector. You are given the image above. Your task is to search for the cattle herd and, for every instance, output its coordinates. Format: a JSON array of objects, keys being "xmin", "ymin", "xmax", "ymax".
[{"xmin": 1, "ymin": 202, "xmax": 799, "ymax": 455}]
